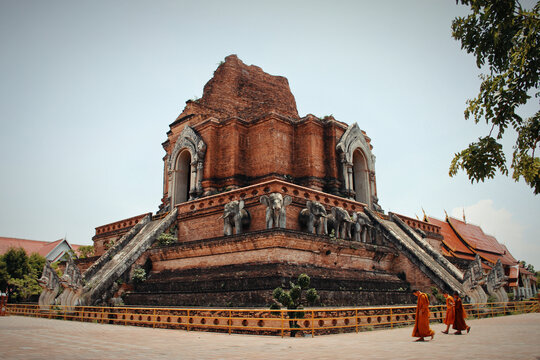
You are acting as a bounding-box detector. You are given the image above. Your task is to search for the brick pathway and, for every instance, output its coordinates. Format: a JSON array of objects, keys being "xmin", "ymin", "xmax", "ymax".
[{"xmin": 0, "ymin": 313, "xmax": 539, "ymax": 359}]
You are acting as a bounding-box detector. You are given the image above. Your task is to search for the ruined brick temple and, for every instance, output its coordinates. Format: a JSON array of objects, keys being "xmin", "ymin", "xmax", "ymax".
[{"xmin": 38, "ymin": 55, "xmax": 526, "ymax": 308}]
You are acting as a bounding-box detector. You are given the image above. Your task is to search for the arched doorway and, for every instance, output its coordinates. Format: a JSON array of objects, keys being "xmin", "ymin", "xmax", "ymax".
[
  {"xmin": 352, "ymin": 149, "xmax": 369, "ymax": 204},
  {"xmin": 173, "ymin": 150, "xmax": 191, "ymax": 205}
]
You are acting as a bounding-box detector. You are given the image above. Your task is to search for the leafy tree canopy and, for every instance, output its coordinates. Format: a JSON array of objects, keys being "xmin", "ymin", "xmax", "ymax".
[
  {"xmin": 0, "ymin": 248, "xmax": 46, "ymax": 301},
  {"xmin": 449, "ymin": 0, "xmax": 540, "ymax": 194}
]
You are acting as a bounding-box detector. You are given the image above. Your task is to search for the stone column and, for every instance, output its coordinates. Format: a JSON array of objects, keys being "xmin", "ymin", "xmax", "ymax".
[
  {"xmin": 340, "ymin": 154, "xmax": 348, "ymax": 192},
  {"xmin": 347, "ymin": 164, "xmax": 354, "ymax": 199},
  {"xmin": 189, "ymin": 161, "xmax": 197, "ymax": 200},
  {"xmin": 196, "ymin": 161, "xmax": 204, "ymax": 196}
]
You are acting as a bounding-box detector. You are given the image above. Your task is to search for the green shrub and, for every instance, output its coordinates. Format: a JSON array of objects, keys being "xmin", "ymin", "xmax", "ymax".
[
  {"xmin": 131, "ymin": 267, "xmax": 146, "ymax": 284},
  {"xmin": 157, "ymin": 233, "xmax": 177, "ymax": 246}
]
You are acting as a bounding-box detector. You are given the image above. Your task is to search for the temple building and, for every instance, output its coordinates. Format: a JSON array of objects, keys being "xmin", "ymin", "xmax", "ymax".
[
  {"xmin": 37, "ymin": 55, "xmax": 534, "ymax": 308},
  {"xmin": 0, "ymin": 237, "xmax": 81, "ymax": 262}
]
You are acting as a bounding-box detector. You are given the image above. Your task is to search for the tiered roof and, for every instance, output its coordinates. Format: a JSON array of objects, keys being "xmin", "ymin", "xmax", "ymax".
[{"xmin": 425, "ymin": 215, "xmax": 518, "ymax": 270}]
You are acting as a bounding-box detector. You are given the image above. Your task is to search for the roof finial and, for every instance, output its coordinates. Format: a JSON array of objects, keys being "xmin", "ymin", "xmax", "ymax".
[
  {"xmin": 421, "ymin": 207, "xmax": 428, "ymax": 222},
  {"xmin": 462, "ymin": 208, "xmax": 466, "ymax": 223},
  {"xmin": 444, "ymin": 209, "xmax": 449, "ymax": 221}
]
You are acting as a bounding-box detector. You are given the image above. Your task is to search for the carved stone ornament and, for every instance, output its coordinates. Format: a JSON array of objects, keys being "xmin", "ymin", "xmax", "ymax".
[
  {"xmin": 37, "ymin": 261, "xmax": 61, "ymax": 309},
  {"xmin": 168, "ymin": 125, "xmax": 207, "ymax": 201},
  {"xmin": 336, "ymin": 123, "xmax": 377, "ymax": 207},
  {"xmin": 336, "ymin": 123, "xmax": 375, "ymax": 169},
  {"xmin": 168, "ymin": 125, "xmax": 207, "ymax": 169},
  {"xmin": 260, "ymin": 193, "xmax": 292, "ymax": 229}
]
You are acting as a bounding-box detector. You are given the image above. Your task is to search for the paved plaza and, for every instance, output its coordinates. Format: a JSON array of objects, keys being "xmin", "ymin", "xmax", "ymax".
[{"xmin": 0, "ymin": 313, "xmax": 539, "ymax": 359}]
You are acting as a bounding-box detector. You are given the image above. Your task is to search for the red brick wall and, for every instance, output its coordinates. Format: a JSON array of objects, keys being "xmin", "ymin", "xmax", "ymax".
[
  {"xmin": 163, "ymin": 115, "xmax": 349, "ymax": 208},
  {"xmin": 390, "ymin": 252, "xmax": 438, "ymax": 293},
  {"xmin": 92, "ymin": 213, "xmax": 150, "ymax": 257},
  {"xmin": 175, "ymin": 180, "xmax": 366, "ymax": 242}
]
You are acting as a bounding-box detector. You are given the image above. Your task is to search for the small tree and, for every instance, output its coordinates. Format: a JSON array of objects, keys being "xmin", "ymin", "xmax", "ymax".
[
  {"xmin": 0, "ymin": 248, "xmax": 46, "ymax": 302},
  {"xmin": 271, "ymin": 274, "xmax": 320, "ymax": 336}
]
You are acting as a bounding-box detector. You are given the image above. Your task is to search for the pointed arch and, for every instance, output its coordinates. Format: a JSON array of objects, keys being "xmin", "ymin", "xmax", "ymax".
[
  {"xmin": 167, "ymin": 126, "xmax": 206, "ymax": 206},
  {"xmin": 336, "ymin": 123, "xmax": 377, "ymax": 207}
]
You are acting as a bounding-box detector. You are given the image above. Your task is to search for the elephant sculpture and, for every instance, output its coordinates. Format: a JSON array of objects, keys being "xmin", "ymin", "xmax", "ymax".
[
  {"xmin": 327, "ymin": 206, "xmax": 354, "ymax": 239},
  {"xmin": 260, "ymin": 193, "xmax": 292, "ymax": 229},
  {"xmin": 299, "ymin": 200, "xmax": 328, "ymax": 235},
  {"xmin": 219, "ymin": 200, "xmax": 251, "ymax": 235},
  {"xmin": 351, "ymin": 211, "xmax": 371, "ymax": 242}
]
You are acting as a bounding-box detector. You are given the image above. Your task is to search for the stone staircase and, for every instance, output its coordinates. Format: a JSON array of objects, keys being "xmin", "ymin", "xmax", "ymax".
[
  {"xmin": 80, "ymin": 208, "xmax": 178, "ymax": 306},
  {"xmin": 365, "ymin": 209, "xmax": 465, "ymax": 295}
]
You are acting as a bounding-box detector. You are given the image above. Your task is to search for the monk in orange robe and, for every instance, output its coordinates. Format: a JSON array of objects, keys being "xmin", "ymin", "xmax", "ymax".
[
  {"xmin": 453, "ymin": 293, "xmax": 470, "ymax": 334},
  {"xmin": 442, "ymin": 293, "xmax": 455, "ymax": 334},
  {"xmin": 412, "ymin": 290, "xmax": 435, "ymax": 341}
]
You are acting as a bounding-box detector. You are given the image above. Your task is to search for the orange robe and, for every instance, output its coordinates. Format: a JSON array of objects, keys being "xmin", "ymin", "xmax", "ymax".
[
  {"xmin": 453, "ymin": 297, "xmax": 470, "ymax": 331},
  {"xmin": 443, "ymin": 294, "xmax": 455, "ymax": 325},
  {"xmin": 412, "ymin": 292, "xmax": 435, "ymax": 338}
]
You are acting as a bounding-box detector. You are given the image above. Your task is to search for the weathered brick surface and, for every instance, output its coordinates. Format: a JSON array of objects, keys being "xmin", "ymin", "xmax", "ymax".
[
  {"xmin": 199, "ymin": 54, "xmax": 299, "ymax": 121},
  {"xmin": 174, "ymin": 180, "xmax": 366, "ymax": 242},
  {"xmin": 160, "ymin": 56, "xmax": 356, "ymax": 206}
]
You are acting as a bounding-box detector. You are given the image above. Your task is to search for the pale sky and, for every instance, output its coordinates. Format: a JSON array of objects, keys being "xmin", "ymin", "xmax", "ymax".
[{"xmin": 1, "ymin": 1, "xmax": 538, "ymax": 267}]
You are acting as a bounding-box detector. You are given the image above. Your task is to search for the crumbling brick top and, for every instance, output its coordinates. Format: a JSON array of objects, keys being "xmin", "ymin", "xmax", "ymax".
[{"xmin": 186, "ymin": 55, "xmax": 300, "ymax": 121}]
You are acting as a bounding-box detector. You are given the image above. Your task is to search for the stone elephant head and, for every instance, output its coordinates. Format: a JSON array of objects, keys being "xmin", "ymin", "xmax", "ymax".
[
  {"xmin": 219, "ymin": 200, "xmax": 251, "ymax": 236},
  {"xmin": 299, "ymin": 200, "xmax": 328, "ymax": 235},
  {"xmin": 260, "ymin": 193, "xmax": 292, "ymax": 229},
  {"xmin": 329, "ymin": 206, "xmax": 354, "ymax": 239},
  {"xmin": 351, "ymin": 211, "xmax": 371, "ymax": 242}
]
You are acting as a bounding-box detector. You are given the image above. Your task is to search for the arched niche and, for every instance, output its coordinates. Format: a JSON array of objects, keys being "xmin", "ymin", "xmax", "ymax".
[
  {"xmin": 172, "ymin": 150, "xmax": 192, "ymax": 206},
  {"xmin": 352, "ymin": 149, "xmax": 369, "ymax": 204},
  {"xmin": 336, "ymin": 123, "xmax": 377, "ymax": 208},
  {"xmin": 167, "ymin": 125, "xmax": 206, "ymax": 206}
]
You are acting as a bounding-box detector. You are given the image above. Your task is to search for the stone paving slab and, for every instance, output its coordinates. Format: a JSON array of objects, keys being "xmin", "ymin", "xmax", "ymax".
[{"xmin": 0, "ymin": 313, "xmax": 539, "ymax": 360}]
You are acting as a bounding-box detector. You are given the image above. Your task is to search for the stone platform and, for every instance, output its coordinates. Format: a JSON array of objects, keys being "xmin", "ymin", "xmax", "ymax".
[{"xmin": 1, "ymin": 313, "xmax": 538, "ymax": 359}]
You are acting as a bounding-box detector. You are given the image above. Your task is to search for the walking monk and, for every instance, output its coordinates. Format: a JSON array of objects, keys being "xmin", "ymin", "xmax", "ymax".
[
  {"xmin": 412, "ymin": 289, "xmax": 435, "ymax": 341},
  {"xmin": 442, "ymin": 293, "xmax": 455, "ymax": 334},
  {"xmin": 453, "ymin": 293, "xmax": 471, "ymax": 334}
]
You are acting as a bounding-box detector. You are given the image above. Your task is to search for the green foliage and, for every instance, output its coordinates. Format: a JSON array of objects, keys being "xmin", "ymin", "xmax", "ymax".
[
  {"xmin": 450, "ymin": 0, "xmax": 540, "ymax": 194},
  {"xmin": 131, "ymin": 267, "xmax": 147, "ymax": 284},
  {"xmin": 306, "ymin": 288, "xmax": 319, "ymax": 304},
  {"xmin": 0, "ymin": 259, "xmax": 9, "ymax": 290},
  {"xmin": 3, "ymin": 248, "xmax": 29, "ymax": 279},
  {"xmin": 519, "ymin": 260, "xmax": 535, "ymax": 273},
  {"xmin": 289, "ymin": 285, "xmax": 301, "ymax": 301},
  {"xmin": 271, "ymin": 274, "xmax": 320, "ymax": 309},
  {"xmin": 8, "ymin": 275, "xmax": 42, "ymax": 301},
  {"xmin": 78, "ymin": 245, "xmax": 94, "ymax": 259},
  {"xmin": 0, "ymin": 248, "xmax": 46, "ymax": 302},
  {"xmin": 430, "ymin": 286, "xmax": 446, "ymax": 305},
  {"xmin": 50, "ymin": 261, "xmax": 63, "ymax": 277},
  {"xmin": 487, "ymin": 294, "xmax": 498, "ymax": 303},
  {"xmin": 156, "ymin": 232, "xmax": 177, "ymax": 246},
  {"xmin": 507, "ymin": 292, "xmax": 515, "ymax": 301},
  {"xmin": 297, "ymin": 273, "xmax": 310, "ymax": 289},
  {"xmin": 60, "ymin": 249, "xmax": 76, "ymax": 261}
]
